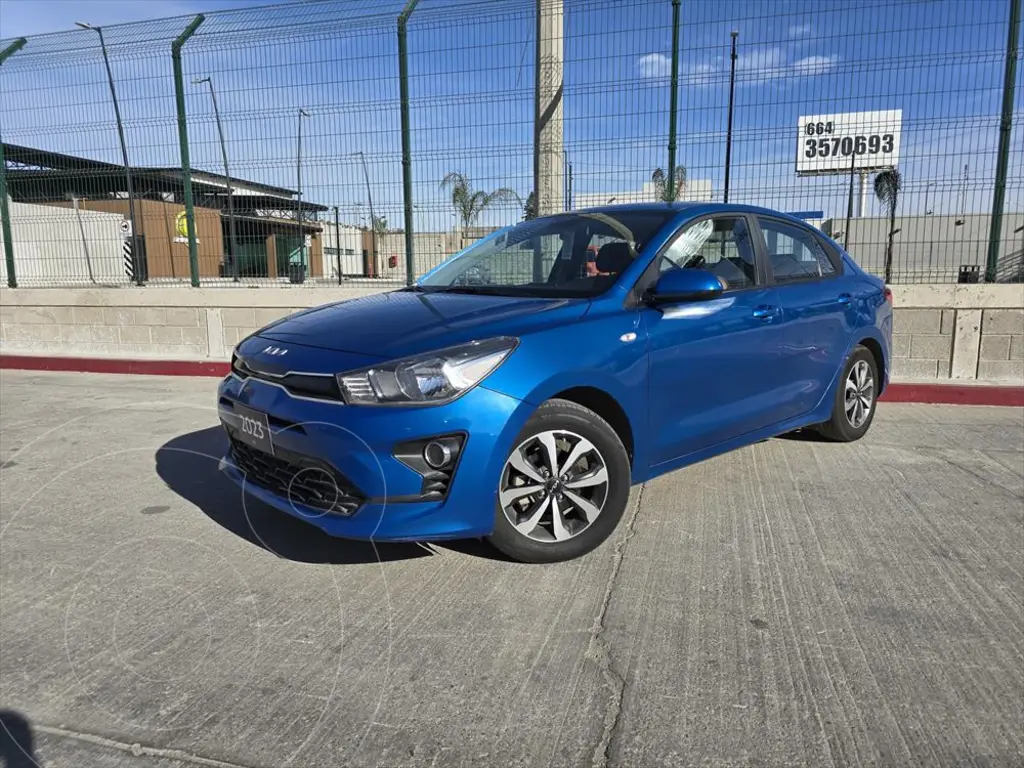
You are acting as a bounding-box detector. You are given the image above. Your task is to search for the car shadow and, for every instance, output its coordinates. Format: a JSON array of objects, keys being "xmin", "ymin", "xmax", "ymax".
[
  {"xmin": 0, "ymin": 710, "xmax": 38, "ymax": 768},
  {"xmin": 774, "ymin": 428, "xmax": 829, "ymax": 442},
  {"xmin": 155, "ymin": 427, "xmax": 509, "ymax": 564}
]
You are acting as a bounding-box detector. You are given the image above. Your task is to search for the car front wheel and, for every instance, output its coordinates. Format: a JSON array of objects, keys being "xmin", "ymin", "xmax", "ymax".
[{"xmin": 487, "ymin": 398, "xmax": 631, "ymax": 563}]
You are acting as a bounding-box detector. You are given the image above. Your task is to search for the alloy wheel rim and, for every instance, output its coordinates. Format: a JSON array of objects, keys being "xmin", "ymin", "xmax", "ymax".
[
  {"xmin": 500, "ymin": 429, "xmax": 609, "ymax": 543},
  {"xmin": 845, "ymin": 359, "xmax": 875, "ymax": 429}
]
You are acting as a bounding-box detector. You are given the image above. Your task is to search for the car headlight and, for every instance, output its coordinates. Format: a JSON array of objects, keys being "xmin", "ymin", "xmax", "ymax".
[{"xmin": 337, "ymin": 337, "xmax": 517, "ymax": 405}]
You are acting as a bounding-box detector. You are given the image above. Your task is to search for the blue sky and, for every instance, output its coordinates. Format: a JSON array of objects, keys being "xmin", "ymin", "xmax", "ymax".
[{"xmin": 2, "ymin": 0, "xmax": 1021, "ymax": 232}]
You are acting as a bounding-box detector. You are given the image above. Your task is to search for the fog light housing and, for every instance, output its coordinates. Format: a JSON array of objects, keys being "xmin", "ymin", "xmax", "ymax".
[{"xmin": 393, "ymin": 434, "xmax": 466, "ymax": 499}]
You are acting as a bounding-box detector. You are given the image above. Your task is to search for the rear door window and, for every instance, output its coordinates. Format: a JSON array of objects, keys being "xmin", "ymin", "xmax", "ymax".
[{"xmin": 756, "ymin": 218, "xmax": 838, "ymax": 284}]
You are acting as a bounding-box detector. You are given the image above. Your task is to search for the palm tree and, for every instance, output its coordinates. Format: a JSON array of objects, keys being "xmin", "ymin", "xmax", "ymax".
[
  {"xmin": 874, "ymin": 169, "xmax": 902, "ymax": 284},
  {"xmin": 441, "ymin": 171, "xmax": 519, "ymax": 229},
  {"xmin": 371, "ymin": 214, "xmax": 388, "ymax": 234},
  {"xmin": 651, "ymin": 166, "xmax": 687, "ymax": 202}
]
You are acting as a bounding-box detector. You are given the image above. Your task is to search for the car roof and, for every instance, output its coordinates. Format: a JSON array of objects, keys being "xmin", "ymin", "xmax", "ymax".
[{"xmin": 573, "ymin": 202, "xmax": 808, "ymax": 221}]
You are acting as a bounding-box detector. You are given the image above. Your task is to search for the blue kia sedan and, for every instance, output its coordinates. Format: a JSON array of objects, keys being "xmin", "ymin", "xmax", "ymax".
[{"xmin": 217, "ymin": 203, "xmax": 892, "ymax": 562}]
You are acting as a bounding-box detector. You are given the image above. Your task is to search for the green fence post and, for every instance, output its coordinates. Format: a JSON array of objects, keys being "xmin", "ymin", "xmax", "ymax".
[
  {"xmin": 398, "ymin": 0, "xmax": 421, "ymax": 286},
  {"xmin": 0, "ymin": 38, "xmax": 27, "ymax": 289},
  {"xmin": 666, "ymin": 0, "xmax": 681, "ymax": 200},
  {"xmin": 985, "ymin": 0, "xmax": 1020, "ymax": 282},
  {"xmin": 171, "ymin": 14, "xmax": 206, "ymax": 287}
]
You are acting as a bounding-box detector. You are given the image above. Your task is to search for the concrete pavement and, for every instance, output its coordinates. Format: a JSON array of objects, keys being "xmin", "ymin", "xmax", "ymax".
[{"xmin": 1, "ymin": 371, "xmax": 1021, "ymax": 767}]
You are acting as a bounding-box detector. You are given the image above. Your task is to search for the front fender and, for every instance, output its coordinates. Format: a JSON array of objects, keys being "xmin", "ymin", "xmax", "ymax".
[{"xmin": 482, "ymin": 310, "xmax": 651, "ymax": 479}]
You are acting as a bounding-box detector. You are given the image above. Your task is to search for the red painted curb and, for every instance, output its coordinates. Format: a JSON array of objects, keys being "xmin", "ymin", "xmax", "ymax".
[
  {"xmin": 2, "ymin": 354, "xmax": 1022, "ymax": 406},
  {"xmin": 0, "ymin": 354, "xmax": 231, "ymax": 378},
  {"xmin": 880, "ymin": 382, "xmax": 1024, "ymax": 407}
]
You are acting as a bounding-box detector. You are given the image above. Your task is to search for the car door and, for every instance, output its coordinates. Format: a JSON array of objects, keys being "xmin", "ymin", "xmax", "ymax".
[
  {"xmin": 641, "ymin": 214, "xmax": 789, "ymax": 467},
  {"xmin": 752, "ymin": 216, "xmax": 855, "ymax": 422}
]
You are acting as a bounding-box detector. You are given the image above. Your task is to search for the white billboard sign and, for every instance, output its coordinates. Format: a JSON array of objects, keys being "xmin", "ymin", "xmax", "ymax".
[{"xmin": 796, "ymin": 109, "xmax": 901, "ymax": 175}]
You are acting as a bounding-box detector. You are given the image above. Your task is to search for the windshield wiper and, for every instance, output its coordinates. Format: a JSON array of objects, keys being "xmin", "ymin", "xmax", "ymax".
[{"xmin": 427, "ymin": 285, "xmax": 512, "ymax": 295}]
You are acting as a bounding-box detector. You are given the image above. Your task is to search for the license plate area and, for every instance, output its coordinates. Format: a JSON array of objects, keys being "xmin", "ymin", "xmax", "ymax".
[{"xmin": 232, "ymin": 403, "xmax": 274, "ymax": 455}]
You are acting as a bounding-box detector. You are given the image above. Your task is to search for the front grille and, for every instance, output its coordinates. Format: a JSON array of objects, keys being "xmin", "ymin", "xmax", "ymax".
[
  {"xmin": 228, "ymin": 435, "xmax": 364, "ymax": 516},
  {"xmin": 232, "ymin": 355, "xmax": 343, "ymax": 402}
]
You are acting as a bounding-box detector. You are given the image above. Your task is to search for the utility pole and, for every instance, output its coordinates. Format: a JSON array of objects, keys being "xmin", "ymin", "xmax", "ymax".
[
  {"xmin": 77, "ymin": 21, "xmax": 142, "ymax": 285},
  {"xmin": 534, "ymin": 0, "xmax": 564, "ymax": 216},
  {"xmin": 985, "ymin": 0, "xmax": 1019, "ymax": 281},
  {"xmin": 194, "ymin": 76, "xmax": 238, "ymax": 281},
  {"xmin": 723, "ymin": 30, "xmax": 739, "ymax": 203}
]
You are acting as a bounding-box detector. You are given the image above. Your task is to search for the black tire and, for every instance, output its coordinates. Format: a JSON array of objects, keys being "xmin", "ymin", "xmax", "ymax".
[
  {"xmin": 815, "ymin": 345, "xmax": 879, "ymax": 442},
  {"xmin": 487, "ymin": 398, "xmax": 632, "ymax": 563}
]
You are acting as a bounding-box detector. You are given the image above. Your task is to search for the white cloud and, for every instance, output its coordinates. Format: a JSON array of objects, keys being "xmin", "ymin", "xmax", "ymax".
[
  {"xmin": 637, "ymin": 53, "xmax": 672, "ymax": 79},
  {"xmin": 681, "ymin": 47, "xmax": 840, "ymax": 86},
  {"xmin": 683, "ymin": 62, "xmax": 719, "ymax": 86},
  {"xmin": 737, "ymin": 46, "xmax": 789, "ymax": 82},
  {"xmin": 788, "ymin": 24, "xmax": 812, "ymax": 37},
  {"xmin": 792, "ymin": 54, "xmax": 840, "ymax": 76}
]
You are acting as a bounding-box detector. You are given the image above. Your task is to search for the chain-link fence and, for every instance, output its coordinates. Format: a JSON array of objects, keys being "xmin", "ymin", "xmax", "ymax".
[{"xmin": 1, "ymin": 0, "xmax": 1021, "ymax": 288}]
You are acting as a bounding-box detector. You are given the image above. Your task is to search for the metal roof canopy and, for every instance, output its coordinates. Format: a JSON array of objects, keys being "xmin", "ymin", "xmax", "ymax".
[{"xmin": 2, "ymin": 143, "xmax": 328, "ymax": 212}]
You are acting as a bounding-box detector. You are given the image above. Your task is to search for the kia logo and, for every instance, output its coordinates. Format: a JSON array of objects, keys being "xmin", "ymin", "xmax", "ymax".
[{"xmin": 262, "ymin": 346, "xmax": 288, "ymax": 357}]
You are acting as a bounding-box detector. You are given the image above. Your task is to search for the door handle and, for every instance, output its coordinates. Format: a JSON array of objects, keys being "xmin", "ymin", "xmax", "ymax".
[
  {"xmin": 752, "ymin": 305, "xmax": 781, "ymax": 320},
  {"xmin": 837, "ymin": 293, "xmax": 852, "ymax": 305}
]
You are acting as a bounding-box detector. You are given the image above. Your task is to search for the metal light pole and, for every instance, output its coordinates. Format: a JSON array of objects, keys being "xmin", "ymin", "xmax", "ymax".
[
  {"xmin": 333, "ymin": 205, "xmax": 342, "ymax": 285},
  {"xmin": 296, "ymin": 108, "xmax": 310, "ymax": 277},
  {"xmin": 844, "ymin": 150, "xmax": 856, "ymax": 250},
  {"xmin": 353, "ymin": 151, "xmax": 378, "ymax": 278},
  {"xmin": 77, "ymin": 22, "xmax": 141, "ymax": 285},
  {"xmin": 193, "ymin": 76, "xmax": 238, "ymax": 281},
  {"xmin": 565, "ymin": 152, "xmax": 573, "ymax": 211},
  {"xmin": 0, "ymin": 37, "xmax": 27, "ymax": 288},
  {"xmin": 723, "ymin": 30, "xmax": 739, "ymax": 204},
  {"xmin": 923, "ymin": 181, "xmax": 936, "ymax": 215},
  {"xmin": 666, "ymin": 0, "xmax": 681, "ymax": 200}
]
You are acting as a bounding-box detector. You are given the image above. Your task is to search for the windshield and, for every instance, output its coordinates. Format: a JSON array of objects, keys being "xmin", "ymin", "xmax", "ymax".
[{"xmin": 416, "ymin": 210, "xmax": 676, "ymax": 298}]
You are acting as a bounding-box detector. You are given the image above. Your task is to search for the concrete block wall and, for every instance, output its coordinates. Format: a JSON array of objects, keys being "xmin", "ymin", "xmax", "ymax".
[
  {"xmin": 977, "ymin": 309, "xmax": 1024, "ymax": 381},
  {"xmin": 0, "ymin": 288, "xmax": 384, "ymax": 363},
  {"xmin": 891, "ymin": 308, "xmax": 955, "ymax": 379},
  {"xmin": 2, "ymin": 284, "xmax": 1023, "ymax": 383},
  {"xmin": 1, "ymin": 303, "xmax": 211, "ymax": 359}
]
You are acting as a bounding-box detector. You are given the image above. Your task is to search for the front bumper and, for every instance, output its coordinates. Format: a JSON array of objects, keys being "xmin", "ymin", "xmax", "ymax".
[{"xmin": 216, "ymin": 374, "xmax": 533, "ymax": 541}]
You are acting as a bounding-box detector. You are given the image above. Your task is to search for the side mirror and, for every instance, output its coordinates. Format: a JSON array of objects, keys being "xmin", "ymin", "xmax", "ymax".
[{"xmin": 646, "ymin": 268, "xmax": 724, "ymax": 305}]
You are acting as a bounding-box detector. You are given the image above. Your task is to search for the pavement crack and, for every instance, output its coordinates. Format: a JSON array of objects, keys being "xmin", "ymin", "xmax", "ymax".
[
  {"xmin": 588, "ymin": 482, "xmax": 645, "ymax": 768},
  {"xmin": 34, "ymin": 724, "xmax": 263, "ymax": 768}
]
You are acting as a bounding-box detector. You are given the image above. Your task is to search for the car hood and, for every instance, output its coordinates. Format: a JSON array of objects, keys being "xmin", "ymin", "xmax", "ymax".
[{"xmin": 256, "ymin": 290, "xmax": 590, "ymax": 359}]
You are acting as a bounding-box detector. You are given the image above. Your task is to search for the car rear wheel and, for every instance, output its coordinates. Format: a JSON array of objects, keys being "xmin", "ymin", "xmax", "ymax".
[
  {"xmin": 815, "ymin": 345, "xmax": 879, "ymax": 442},
  {"xmin": 487, "ymin": 399, "xmax": 631, "ymax": 563}
]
